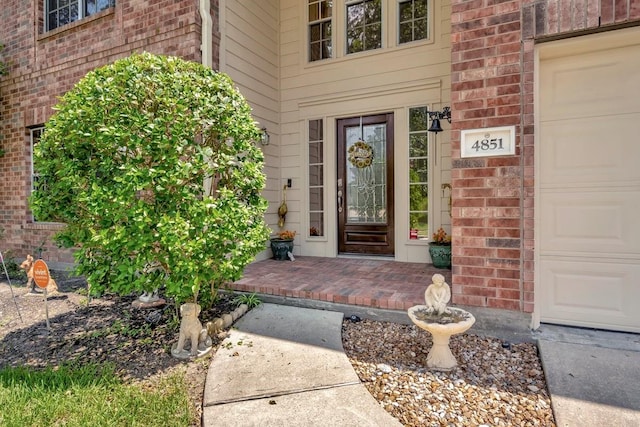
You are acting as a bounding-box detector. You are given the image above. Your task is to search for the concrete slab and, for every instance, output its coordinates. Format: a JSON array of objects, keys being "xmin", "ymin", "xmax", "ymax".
[
  {"xmin": 203, "ymin": 383, "xmax": 399, "ymax": 427},
  {"xmin": 538, "ymin": 340, "xmax": 640, "ymax": 427},
  {"xmin": 203, "ymin": 303, "xmax": 400, "ymax": 426}
]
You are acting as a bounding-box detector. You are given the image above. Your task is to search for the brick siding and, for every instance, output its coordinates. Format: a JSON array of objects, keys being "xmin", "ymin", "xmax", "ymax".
[
  {"xmin": 451, "ymin": 0, "xmax": 640, "ymax": 312},
  {"xmin": 0, "ymin": 0, "xmax": 220, "ymax": 263}
]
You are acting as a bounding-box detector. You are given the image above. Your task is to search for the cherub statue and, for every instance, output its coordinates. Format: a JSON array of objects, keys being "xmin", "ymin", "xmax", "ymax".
[{"xmin": 424, "ymin": 273, "xmax": 451, "ymax": 315}]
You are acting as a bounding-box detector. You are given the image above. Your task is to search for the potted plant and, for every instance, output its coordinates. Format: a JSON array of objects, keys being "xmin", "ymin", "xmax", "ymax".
[
  {"xmin": 428, "ymin": 227, "xmax": 451, "ymax": 269},
  {"xmin": 270, "ymin": 230, "xmax": 296, "ymax": 261}
]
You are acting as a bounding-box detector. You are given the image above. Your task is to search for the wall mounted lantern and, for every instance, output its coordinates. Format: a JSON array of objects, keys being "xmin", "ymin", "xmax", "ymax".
[
  {"xmin": 427, "ymin": 107, "xmax": 452, "ymax": 133},
  {"xmin": 260, "ymin": 127, "xmax": 270, "ymax": 145}
]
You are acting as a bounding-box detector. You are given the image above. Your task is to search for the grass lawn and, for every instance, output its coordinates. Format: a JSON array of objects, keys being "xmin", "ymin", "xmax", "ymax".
[{"xmin": 0, "ymin": 363, "xmax": 195, "ymax": 427}]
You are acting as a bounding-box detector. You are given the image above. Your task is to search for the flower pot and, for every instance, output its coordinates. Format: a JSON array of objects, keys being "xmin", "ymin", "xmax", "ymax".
[
  {"xmin": 270, "ymin": 239, "xmax": 294, "ymax": 261},
  {"xmin": 429, "ymin": 243, "xmax": 451, "ymax": 269}
]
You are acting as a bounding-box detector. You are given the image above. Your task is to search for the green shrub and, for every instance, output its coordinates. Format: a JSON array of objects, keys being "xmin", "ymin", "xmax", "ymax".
[{"xmin": 30, "ymin": 52, "xmax": 270, "ymax": 304}]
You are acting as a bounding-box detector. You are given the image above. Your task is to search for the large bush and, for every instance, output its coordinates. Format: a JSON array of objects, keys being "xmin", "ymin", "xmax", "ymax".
[{"xmin": 31, "ymin": 52, "xmax": 269, "ymax": 303}]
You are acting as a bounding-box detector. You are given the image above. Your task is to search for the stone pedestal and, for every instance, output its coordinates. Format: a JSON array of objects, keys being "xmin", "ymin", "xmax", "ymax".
[{"xmin": 407, "ymin": 306, "xmax": 476, "ymax": 371}]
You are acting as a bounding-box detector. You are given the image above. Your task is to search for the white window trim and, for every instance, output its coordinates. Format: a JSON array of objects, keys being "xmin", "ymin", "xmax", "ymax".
[{"xmin": 304, "ymin": 0, "xmax": 434, "ymax": 67}]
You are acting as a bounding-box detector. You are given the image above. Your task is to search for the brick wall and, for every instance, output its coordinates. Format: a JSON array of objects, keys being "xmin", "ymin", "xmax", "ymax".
[
  {"xmin": 0, "ymin": 0, "xmax": 220, "ymax": 263},
  {"xmin": 450, "ymin": 0, "xmax": 640, "ymax": 312}
]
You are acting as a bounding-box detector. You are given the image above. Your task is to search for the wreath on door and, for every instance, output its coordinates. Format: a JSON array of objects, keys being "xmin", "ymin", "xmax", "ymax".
[{"xmin": 348, "ymin": 140, "xmax": 373, "ymax": 169}]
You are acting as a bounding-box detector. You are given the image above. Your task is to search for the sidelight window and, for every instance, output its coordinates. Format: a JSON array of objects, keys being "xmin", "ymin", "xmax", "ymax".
[{"xmin": 408, "ymin": 107, "xmax": 429, "ymax": 239}]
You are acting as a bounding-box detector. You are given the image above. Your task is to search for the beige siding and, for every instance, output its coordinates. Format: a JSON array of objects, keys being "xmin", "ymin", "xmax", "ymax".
[
  {"xmin": 221, "ymin": 0, "xmax": 280, "ymax": 259},
  {"xmin": 280, "ymin": 0, "xmax": 452, "ymax": 261},
  {"xmin": 223, "ymin": 0, "xmax": 452, "ymax": 261}
]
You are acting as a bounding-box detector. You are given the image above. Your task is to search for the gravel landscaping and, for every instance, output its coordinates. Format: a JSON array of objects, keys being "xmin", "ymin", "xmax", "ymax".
[
  {"xmin": 2, "ymin": 270, "xmax": 556, "ymax": 426},
  {"xmin": 342, "ymin": 319, "xmax": 556, "ymax": 426}
]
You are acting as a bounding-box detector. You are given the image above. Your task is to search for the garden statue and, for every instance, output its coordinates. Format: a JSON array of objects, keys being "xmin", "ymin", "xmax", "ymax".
[
  {"xmin": 408, "ymin": 274, "xmax": 476, "ymax": 370},
  {"xmin": 424, "ymin": 273, "xmax": 451, "ymax": 315},
  {"xmin": 171, "ymin": 302, "xmax": 213, "ymax": 359}
]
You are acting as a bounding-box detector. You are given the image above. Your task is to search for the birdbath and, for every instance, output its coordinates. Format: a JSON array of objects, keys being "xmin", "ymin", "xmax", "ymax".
[{"xmin": 407, "ymin": 274, "xmax": 476, "ymax": 371}]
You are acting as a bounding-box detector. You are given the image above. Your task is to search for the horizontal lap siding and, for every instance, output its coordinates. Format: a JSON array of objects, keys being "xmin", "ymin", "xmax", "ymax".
[{"xmin": 222, "ymin": 0, "xmax": 280, "ymax": 240}]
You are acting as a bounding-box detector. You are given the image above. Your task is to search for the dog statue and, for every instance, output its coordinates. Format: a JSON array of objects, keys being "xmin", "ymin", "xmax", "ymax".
[
  {"xmin": 20, "ymin": 254, "xmax": 59, "ymax": 295},
  {"xmin": 171, "ymin": 302, "xmax": 212, "ymax": 358}
]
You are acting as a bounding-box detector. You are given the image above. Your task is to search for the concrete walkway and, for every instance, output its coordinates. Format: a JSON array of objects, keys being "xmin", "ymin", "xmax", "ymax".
[
  {"xmin": 202, "ymin": 303, "xmax": 400, "ymax": 426},
  {"xmin": 203, "ymin": 302, "xmax": 640, "ymax": 427}
]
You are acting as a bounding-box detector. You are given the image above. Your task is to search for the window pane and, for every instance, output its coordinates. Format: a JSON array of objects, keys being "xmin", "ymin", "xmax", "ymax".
[
  {"xmin": 347, "ymin": 0, "xmax": 381, "ymax": 54},
  {"xmin": 409, "ymin": 212, "xmax": 428, "ymax": 237},
  {"xmin": 309, "ymin": 119, "xmax": 322, "ymax": 141},
  {"xmin": 410, "ymin": 158, "xmax": 428, "ymax": 182},
  {"xmin": 309, "ymin": 187, "xmax": 323, "ymax": 210},
  {"xmin": 309, "ymin": 142, "xmax": 323, "ymax": 164},
  {"xmin": 365, "ymin": 0, "xmax": 381, "ymax": 22},
  {"xmin": 320, "ymin": 0, "xmax": 332, "ymax": 18},
  {"xmin": 49, "ymin": 0, "xmax": 58, "ymax": 10},
  {"xmin": 347, "ymin": 2, "xmax": 363, "ymax": 28},
  {"xmin": 310, "ymin": 23, "xmax": 320, "ymax": 42},
  {"xmin": 410, "ymin": 184, "xmax": 428, "ymax": 210},
  {"xmin": 399, "ymin": 22, "xmax": 412, "ymax": 44},
  {"xmin": 60, "ymin": 0, "xmax": 69, "ymax": 7},
  {"xmin": 347, "ymin": 28, "xmax": 363, "ymax": 53},
  {"xmin": 48, "ymin": 12, "xmax": 58, "ymax": 31},
  {"xmin": 309, "ymin": 3, "xmax": 319, "ymax": 21},
  {"xmin": 59, "ymin": 7, "xmax": 70, "ymax": 25},
  {"xmin": 309, "ymin": 165, "xmax": 324, "ymax": 186},
  {"xmin": 310, "ymin": 42, "xmax": 321, "ymax": 61},
  {"xmin": 322, "ymin": 41, "xmax": 332, "ymax": 59},
  {"xmin": 322, "ymin": 21, "xmax": 331, "ymax": 38},
  {"xmin": 415, "ymin": 18, "xmax": 428, "ymax": 39},
  {"xmin": 399, "ymin": 1, "xmax": 412, "ymax": 21},
  {"xmin": 415, "ymin": 0, "xmax": 428, "ymax": 18},
  {"xmin": 310, "ymin": 213, "xmax": 324, "ymax": 237},
  {"xmin": 70, "ymin": 4, "xmax": 79, "ymax": 21},
  {"xmin": 410, "ymin": 107, "xmax": 428, "ymax": 131},
  {"xmin": 409, "ymin": 134, "xmax": 428, "ymax": 157},
  {"xmin": 366, "ymin": 23, "xmax": 382, "ymax": 49}
]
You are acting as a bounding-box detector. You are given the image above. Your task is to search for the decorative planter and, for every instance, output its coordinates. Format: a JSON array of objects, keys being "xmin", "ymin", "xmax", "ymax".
[
  {"xmin": 428, "ymin": 243, "xmax": 451, "ymax": 269},
  {"xmin": 270, "ymin": 238, "xmax": 294, "ymax": 261}
]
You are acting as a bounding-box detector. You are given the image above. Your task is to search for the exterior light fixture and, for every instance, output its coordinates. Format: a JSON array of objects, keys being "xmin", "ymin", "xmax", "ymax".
[
  {"xmin": 427, "ymin": 107, "xmax": 452, "ymax": 133},
  {"xmin": 260, "ymin": 127, "xmax": 270, "ymax": 145}
]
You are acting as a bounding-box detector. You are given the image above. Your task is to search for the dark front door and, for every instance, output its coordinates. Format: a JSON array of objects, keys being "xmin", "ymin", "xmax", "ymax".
[{"xmin": 337, "ymin": 113, "xmax": 394, "ymax": 255}]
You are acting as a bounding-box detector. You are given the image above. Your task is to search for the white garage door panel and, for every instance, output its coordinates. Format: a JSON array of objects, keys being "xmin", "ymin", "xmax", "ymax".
[
  {"xmin": 537, "ymin": 27, "xmax": 640, "ymax": 332},
  {"xmin": 540, "ymin": 45, "xmax": 640, "ymax": 120},
  {"xmin": 539, "ymin": 190, "xmax": 640, "ymax": 255},
  {"xmin": 539, "ymin": 259, "xmax": 640, "ymax": 332},
  {"xmin": 539, "ymin": 114, "xmax": 640, "ymax": 187}
]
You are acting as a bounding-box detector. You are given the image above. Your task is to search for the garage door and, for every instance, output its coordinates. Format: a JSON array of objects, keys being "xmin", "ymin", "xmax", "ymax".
[{"xmin": 537, "ymin": 27, "xmax": 640, "ymax": 333}]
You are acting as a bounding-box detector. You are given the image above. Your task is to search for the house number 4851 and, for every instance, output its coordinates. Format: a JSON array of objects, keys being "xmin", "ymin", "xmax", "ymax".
[
  {"xmin": 461, "ymin": 126, "xmax": 515, "ymax": 158},
  {"xmin": 471, "ymin": 138, "xmax": 504, "ymax": 152}
]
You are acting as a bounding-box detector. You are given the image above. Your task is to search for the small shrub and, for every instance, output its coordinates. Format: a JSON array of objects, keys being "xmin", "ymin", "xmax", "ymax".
[{"xmin": 233, "ymin": 292, "xmax": 261, "ymax": 308}]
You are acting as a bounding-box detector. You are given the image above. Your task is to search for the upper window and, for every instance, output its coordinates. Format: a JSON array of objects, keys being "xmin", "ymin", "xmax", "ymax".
[
  {"xmin": 398, "ymin": 0, "xmax": 428, "ymax": 44},
  {"xmin": 46, "ymin": 0, "xmax": 115, "ymax": 32},
  {"xmin": 308, "ymin": 1, "xmax": 431, "ymax": 63},
  {"xmin": 346, "ymin": 0, "xmax": 382, "ymax": 54},
  {"xmin": 308, "ymin": 0, "xmax": 333, "ymax": 62}
]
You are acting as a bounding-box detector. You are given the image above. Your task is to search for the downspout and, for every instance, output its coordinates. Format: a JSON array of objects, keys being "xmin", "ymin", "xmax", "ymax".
[
  {"xmin": 200, "ymin": 0, "xmax": 213, "ymax": 195},
  {"xmin": 199, "ymin": 0, "xmax": 213, "ymax": 68}
]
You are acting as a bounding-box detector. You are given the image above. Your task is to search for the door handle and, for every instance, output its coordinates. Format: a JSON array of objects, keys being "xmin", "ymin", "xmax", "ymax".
[{"xmin": 337, "ymin": 190, "xmax": 343, "ymax": 213}]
